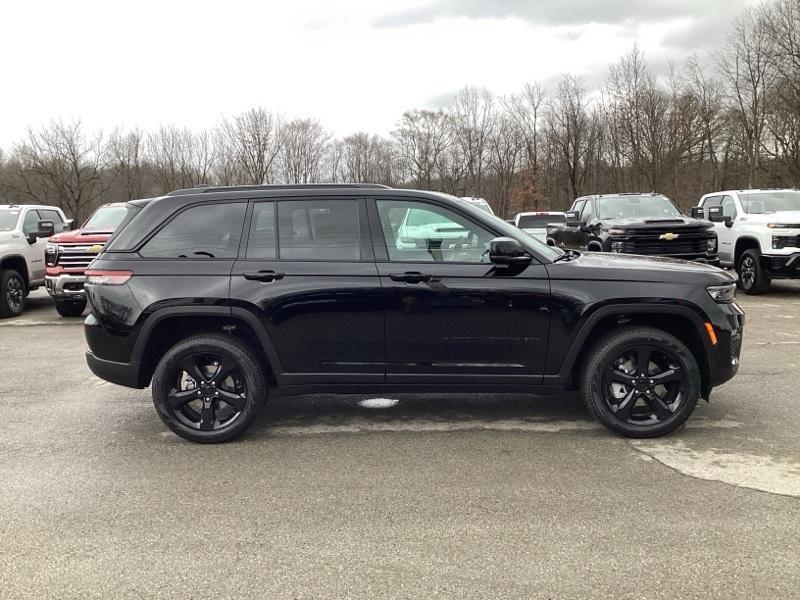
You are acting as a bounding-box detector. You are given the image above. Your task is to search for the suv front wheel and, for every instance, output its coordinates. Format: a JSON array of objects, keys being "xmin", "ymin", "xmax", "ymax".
[
  {"xmin": 581, "ymin": 327, "xmax": 700, "ymax": 438},
  {"xmin": 736, "ymin": 248, "xmax": 770, "ymax": 294},
  {"xmin": 152, "ymin": 334, "xmax": 268, "ymax": 443}
]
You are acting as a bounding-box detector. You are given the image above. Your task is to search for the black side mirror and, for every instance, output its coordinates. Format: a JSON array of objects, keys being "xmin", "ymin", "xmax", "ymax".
[
  {"xmin": 35, "ymin": 220, "xmax": 55, "ymax": 239},
  {"xmin": 707, "ymin": 206, "xmax": 724, "ymax": 223},
  {"xmin": 64, "ymin": 219, "xmax": 75, "ymax": 231},
  {"xmin": 690, "ymin": 207, "xmax": 704, "ymax": 219},
  {"xmin": 724, "ymin": 217, "xmax": 733, "ymax": 228},
  {"xmin": 565, "ymin": 211, "xmax": 580, "ymax": 227},
  {"xmin": 489, "ymin": 237, "xmax": 532, "ymax": 266}
]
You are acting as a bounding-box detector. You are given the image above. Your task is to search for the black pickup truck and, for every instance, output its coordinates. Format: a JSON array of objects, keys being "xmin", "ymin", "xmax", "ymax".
[{"xmin": 548, "ymin": 193, "xmax": 719, "ymax": 265}]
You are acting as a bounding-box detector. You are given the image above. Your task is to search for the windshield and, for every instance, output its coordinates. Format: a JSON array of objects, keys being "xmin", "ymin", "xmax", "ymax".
[
  {"xmin": 0, "ymin": 210, "xmax": 21, "ymax": 232},
  {"xmin": 83, "ymin": 205, "xmax": 130, "ymax": 229},
  {"xmin": 597, "ymin": 195, "xmax": 682, "ymax": 220},
  {"xmin": 518, "ymin": 214, "xmax": 565, "ymax": 228},
  {"xmin": 481, "ymin": 211, "xmax": 563, "ymax": 261},
  {"xmin": 740, "ymin": 191, "xmax": 800, "ymax": 214}
]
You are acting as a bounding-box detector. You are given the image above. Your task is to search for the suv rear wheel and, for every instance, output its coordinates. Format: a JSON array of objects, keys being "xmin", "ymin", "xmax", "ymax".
[
  {"xmin": 0, "ymin": 269, "xmax": 26, "ymax": 318},
  {"xmin": 54, "ymin": 298, "xmax": 87, "ymax": 318},
  {"xmin": 736, "ymin": 248, "xmax": 770, "ymax": 294},
  {"xmin": 581, "ymin": 327, "xmax": 700, "ymax": 438},
  {"xmin": 151, "ymin": 334, "xmax": 268, "ymax": 443}
]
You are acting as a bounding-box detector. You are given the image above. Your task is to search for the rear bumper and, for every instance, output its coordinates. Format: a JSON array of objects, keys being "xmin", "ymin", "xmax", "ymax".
[
  {"xmin": 85, "ymin": 350, "xmax": 143, "ymax": 389},
  {"xmin": 45, "ymin": 274, "xmax": 86, "ymax": 298},
  {"xmin": 761, "ymin": 252, "xmax": 800, "ymax": 278}
]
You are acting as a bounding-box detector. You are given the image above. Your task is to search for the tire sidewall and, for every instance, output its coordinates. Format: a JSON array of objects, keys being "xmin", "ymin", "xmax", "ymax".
[
  {"xmin": 584, "ymin": 328, "xmax": 700, "ymax": 438},
  {"xmin": 152, "ymin": 336, "xmax": 267, "ymax": 443},
  {"xmin": 737, "ymin": 249, "xmax": 769, "ymax": 294}
]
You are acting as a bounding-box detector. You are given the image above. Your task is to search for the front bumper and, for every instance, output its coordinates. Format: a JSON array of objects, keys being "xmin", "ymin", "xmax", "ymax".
[
  {"xmin": 761, "ymin": 252, "xmax": 800, "ymax": 278},
  {"xmin": 706, "ymin": 302, "xmax": 745, "ymax": 391},
  {"xmin": 45, "ymin": 274, "xmax": 87, "ymax": 298}
]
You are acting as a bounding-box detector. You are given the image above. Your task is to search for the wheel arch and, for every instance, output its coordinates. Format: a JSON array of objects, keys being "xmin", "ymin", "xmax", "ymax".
[
  {"xmin": 131, "ymin": 307, "xmax": 282, "ymax": 388},
  {"xmin": 0, "ymin": 255, "xmax": 30, "ymax": 287},
  {"xmin": 558, "ymin": 304, "xmax": 712, "ymax": 399},
  {"xmin": 734, "ymin": 236, "xmax": 760, "ymax": 265}
]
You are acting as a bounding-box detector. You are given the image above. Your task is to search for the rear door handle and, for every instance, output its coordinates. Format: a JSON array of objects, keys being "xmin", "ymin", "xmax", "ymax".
[
  {"xmin": 243, "ymin": 270, "xmax": 285, "ymax": 282},
  {"xmin": 389, "ymin": 271, "xmax": 433, "ymax": 284}
]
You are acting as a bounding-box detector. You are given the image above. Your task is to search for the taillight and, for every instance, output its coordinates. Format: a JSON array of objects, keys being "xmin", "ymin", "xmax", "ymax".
[{"xmin": 85, "ymin": 269, "xmax": 133, "ymax": 285}]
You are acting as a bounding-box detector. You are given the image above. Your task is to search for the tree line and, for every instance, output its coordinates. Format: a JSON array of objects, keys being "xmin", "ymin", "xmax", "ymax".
[{"xmin": 2, "ymin": 0, "xmax": 800, "ymax": 221}]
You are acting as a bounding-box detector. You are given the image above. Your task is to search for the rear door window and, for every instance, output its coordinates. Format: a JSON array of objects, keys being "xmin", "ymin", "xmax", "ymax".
[
  {"xmin": 141, "ymin": 203, "xmax": 246, "ymax": 259},
  {"xmin": 277, "ymin": 199, "xmax": 360, "ymax": 261}
]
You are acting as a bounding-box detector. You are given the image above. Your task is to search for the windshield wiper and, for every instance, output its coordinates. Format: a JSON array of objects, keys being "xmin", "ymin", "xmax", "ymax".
[{"xmin": 553, "ymin": 249, "xmax": 580, "ymax": 263}]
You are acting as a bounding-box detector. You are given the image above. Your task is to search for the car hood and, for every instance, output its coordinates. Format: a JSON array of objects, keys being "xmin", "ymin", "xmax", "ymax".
[
  {"xmin": 737, "ymin": 210, "xmax": 800, "ymax": 226},
  {"xmin": 600, "ymin": 216, "xmax": 710, "ymax": 230},
  {"xmin": 48, "ymin": 228, "xmax": 114, "ymax": 244},
  {"xmin": 548, "ymin": 251, "xmax": 734, "ymax": 284}
]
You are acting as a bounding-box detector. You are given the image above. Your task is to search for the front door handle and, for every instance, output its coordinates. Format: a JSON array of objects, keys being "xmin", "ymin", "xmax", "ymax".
[
  {"xmin": 389, "ymin": 271, "xmax": 433, "ymax": 284},
  {"xmin": 243, "ymin": 270, "xmax": 285, "ymax": 282}
]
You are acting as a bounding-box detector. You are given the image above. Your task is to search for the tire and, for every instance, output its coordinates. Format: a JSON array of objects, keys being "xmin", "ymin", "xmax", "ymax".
[
  {"xmin": 54, "ymin": 297, "xmax": 87, "ymax": 317},
  {"xmin": 736, "ymin": 248, "xmax": 770, "ymax": 294},
  {"xmin": 581, "ymin": 326, "xmax": 700, "ymax": 438},
  {"xmin": 151, "ymin": 334, "xmax": 268, "ymax": 443},
  {"xmin": 0, "ymin": 269, "xmax": 26, "ymax": 318}
]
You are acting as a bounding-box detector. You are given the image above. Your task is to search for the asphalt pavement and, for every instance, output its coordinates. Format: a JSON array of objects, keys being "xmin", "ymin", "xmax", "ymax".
[{"xmin": 1, "ymin": 284, "xmax": 799, "ymax": 599}]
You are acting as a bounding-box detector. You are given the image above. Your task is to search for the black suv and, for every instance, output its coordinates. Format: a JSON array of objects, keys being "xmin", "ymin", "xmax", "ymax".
[
  {"xmin": 84, "ymin": 184, "xmax": 743, "ymax": 443},
  {"xmin": 548, "ymin": 193, "xmax": 719, "ymax": 264}
]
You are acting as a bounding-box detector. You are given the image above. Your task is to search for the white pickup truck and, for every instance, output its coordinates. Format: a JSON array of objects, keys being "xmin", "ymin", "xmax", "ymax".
[
  {"xmin": 0, "ymin": 204, "xmax": 70, "ymax": 316},
  {"xmin": 695, "ymin": 189, "xmax": 800, "ymax": 294}
]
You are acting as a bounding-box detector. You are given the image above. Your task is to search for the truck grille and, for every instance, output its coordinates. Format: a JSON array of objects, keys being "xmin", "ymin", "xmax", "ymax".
[
  {"xmin": 54, "ymin": 243, "xmax": 104, "ymax": 269},
  {"xmin": 620, "ymin": 229, "xmax": 710, "ymax": 256}
]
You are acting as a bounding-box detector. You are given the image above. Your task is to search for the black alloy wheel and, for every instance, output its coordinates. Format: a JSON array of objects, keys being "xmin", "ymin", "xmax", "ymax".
[
  {"xmin": 0, "ymin": 269, "xmax": 26, "ymax": 317},
  {"xmin": 582, "ymin": 327, "xmax": 700, "ymax": 438},
  {"xmin": 737, "ymin": 249, "xmax": 770, "ymax": 294},
  {"xmin": 152, "ymin": 335, "xmax": 267, "ymax": 443},
  {"xmin": 601, "ymin": 345, "xmax": 685, "ymax": 425}
]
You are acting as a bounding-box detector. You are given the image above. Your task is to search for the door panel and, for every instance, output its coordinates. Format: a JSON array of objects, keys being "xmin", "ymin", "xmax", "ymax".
[
  {"xmin": 230, "ymin": 197, "xmax": 384, "ymax": 384},
  {"xmin": 371, "ymin": 197, "xmax": 550, "ymax": 384}
]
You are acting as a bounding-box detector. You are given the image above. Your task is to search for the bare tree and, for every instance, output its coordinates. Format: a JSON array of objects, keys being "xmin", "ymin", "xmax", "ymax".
[
  {"xmin": 9, "ymin": 120, "xmax": 110, "ymax": 221},
  {"xmin": 392, "ymin": 109, "xmax": 453, "ymax": 189},
  {"xmin": 279, "ymin": 118, "xmax": 330, "ymax": 183},
  {"xmin": 219, "ymin": 107, "xmax": 281, "ymax": 184}
]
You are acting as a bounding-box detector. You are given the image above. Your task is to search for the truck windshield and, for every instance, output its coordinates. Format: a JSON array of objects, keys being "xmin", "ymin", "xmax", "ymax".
[
  {"xmin": 740, "ymin": 191, "xmax": 800, "ymax": 213},
  {"xmin": 83, "ymin": 205, "xmax": 130, "ymax": 229},
  {"xmin": 597, "ymin": 195, "xmax": 682, "ymax": 220},
  {"xmin": 518, "ymin": 214, "xmax": 565, "ymax": 228},
  {"xmin": 0, "ymin": 210, "xmax": 21, "ymax": 231}
]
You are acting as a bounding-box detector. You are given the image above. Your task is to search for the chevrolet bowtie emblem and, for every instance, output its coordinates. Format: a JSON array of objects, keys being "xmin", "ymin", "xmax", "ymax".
[
  {"xmin": 89, "ymin": 244, "xmax": 103, "ymax": 253},
  {"xmin": 659, "ymin": 232, "xmax": 679, "ymax": 241}
]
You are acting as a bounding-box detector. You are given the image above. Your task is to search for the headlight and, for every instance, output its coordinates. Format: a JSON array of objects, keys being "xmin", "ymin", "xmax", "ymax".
[
  {"xmin": 45, "ymin": 243, "xmax": 58, "ymax": 266},
  {"xmin": 706, "ymin": 283, "xmax": 736, "ymax": 303},
  {"xmin": 607, "ymin": 228, "xmax": 626, "ymax": 235},
  {"xmin": 706, "ymin": 237, "xmax": 717, "ymax": 252},
  {"xmin": 767, "ymin": 223, "xmax": 800, "ymax": 228}
]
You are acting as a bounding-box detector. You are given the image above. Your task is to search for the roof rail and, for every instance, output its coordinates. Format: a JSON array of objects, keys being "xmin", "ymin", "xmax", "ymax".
[{"xmin": 167, "ymin": 183, "xmax": 392, "ymax": 196}]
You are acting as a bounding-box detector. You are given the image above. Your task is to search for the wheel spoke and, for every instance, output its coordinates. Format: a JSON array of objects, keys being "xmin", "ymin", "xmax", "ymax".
[
  {"xmin": 614, "ymin": 390, "xmax": 637, "ymax": 420},
  {"xmin": 643, "ymin": 393, "xmax": 673, "ymax": 420},
  {"xmin": 217, "ymin": 388, "xmax": 247, "ymax": 411},
  {"xmin": 650, "ymin": 367, "xmax": 682, "ymax": 385},
  {"xmin": 636, "ymin": 348, "xmax": 652, "ymax": 375},
  {"xmin": 210, "ymin": 357, "xmax": 237, "ymax": 385},
  {"xmin": 179, "ymin": 357, "xmax": 206, "ymax": 383},
  {"xmin": 605, "ymin": 365, "xmax": 633, "ymax": 385},
  {"xmin": 167, "ymin": 388, "xmax": 197, "ymax": 409},
  {"xmin": 199, "ymin": 401, "xmax": 215, "ymax": 431}
]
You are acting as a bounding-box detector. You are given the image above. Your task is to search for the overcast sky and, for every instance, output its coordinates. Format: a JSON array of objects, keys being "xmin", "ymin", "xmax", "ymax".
[{"xmin": 0, "ymin": 0, "xmax": 752, "ymax": 148}]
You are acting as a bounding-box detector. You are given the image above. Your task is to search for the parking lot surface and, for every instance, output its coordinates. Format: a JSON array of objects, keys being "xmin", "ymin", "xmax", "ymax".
[{"xmin": 1, "ymin": 285, "xmax": 799, "ymax": 599}]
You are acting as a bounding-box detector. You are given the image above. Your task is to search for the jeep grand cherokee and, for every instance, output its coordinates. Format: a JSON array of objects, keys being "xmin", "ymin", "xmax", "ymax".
[{"xmin": 83, "ymin": 184, "xmax": 743, "ymax": 443}]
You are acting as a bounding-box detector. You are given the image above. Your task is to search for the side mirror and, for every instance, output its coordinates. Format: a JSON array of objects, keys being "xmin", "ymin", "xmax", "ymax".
[
  {"xmin": 724, "ymin": 216, "xmax": 733, "ymax": 228},
  {"xmin": 489, "ymin": 237, "xmax": 532, "ymax": 266},
  {"xmin": 707, "ymin": 206, "xmax": 725, "ymax": 223},
  {"xmin": 565, "ymin": 211, "xmax": 580, "ymax": 227},
  {"xmin": 690, "ymin": 207, "xmax": 704, "ymax": 219},
  {"xmin": 64, "ymin": 219, "xmax": 75, "ymax": 231},
  {"xmin": 36, "ymin": 220, "xmax": 55, "ymax": 239}
]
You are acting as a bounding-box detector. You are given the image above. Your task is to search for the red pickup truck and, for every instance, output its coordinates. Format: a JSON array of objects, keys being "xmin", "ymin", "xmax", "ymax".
[{"xmin": 45, "ymin": 203, "xmax": 131, "ymax": 316}]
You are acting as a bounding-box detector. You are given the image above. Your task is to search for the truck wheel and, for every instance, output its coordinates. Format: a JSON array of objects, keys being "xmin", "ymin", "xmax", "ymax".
[
  {"xmin": 0, "ymin": 269, "xmax": 26, "ymax": 318},
  {"xmin": 54, "ymin": 298, "xmax": 87, "ymax": 317},
  {"xmin": 581, "ymin": 327, "xmax": 700, "ymax": 438},
  {"xmin": 151, "ymin": 334, "xmax": 268, "ymax": 443},
  {"xmin": 736, "ymin": 249, "xmax": 770, "ymax": 294}
]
